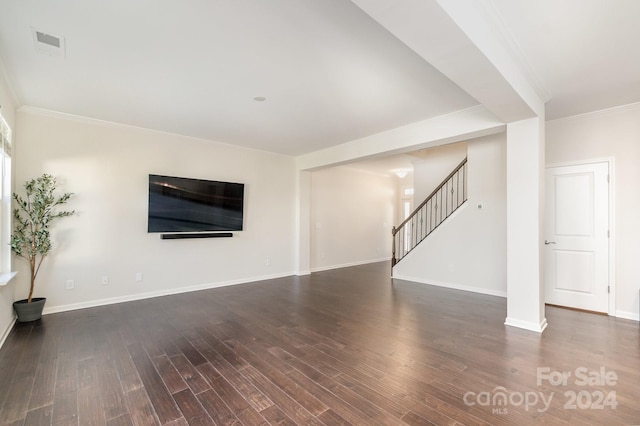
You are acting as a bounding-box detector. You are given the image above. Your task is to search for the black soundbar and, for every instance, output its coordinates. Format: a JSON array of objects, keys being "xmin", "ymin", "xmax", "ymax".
[{"xmin": 161, "ymin": 232, "xmax": 233, "ymax": 240}]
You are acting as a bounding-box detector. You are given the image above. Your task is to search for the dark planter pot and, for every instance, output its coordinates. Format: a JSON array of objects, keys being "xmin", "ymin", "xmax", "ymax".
[{"xmin": 13, "ymin": 298, "xmax": 46, "ymax": 322}]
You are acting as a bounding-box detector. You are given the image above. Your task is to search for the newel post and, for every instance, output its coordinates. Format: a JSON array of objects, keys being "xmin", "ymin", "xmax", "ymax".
[{"xmin": 391, "ymin": 226, "xmax": 397, "ymax": 268}]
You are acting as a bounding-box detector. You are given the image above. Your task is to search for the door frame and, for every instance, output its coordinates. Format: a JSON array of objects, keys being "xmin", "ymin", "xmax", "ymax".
[{"xmin": 545, "ymin": 157, "xmax": 615, "ymax": 316}]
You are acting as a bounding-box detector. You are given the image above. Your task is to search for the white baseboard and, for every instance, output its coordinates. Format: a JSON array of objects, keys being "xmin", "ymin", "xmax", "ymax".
[
  {"xmin": 505, "ymin": 317, "xmax": 548, "ymax": 333},
  {"xmin": 42, "ymin": 271, "xmax": 295, "ymax": 316},
  {"xmin": 615, "ymin": 310, "xmax": 640, "ymax": 322},
  {"xmin": 392, "ymin": 274, "xmax": 507, "ymax": 298},
  {"xmin": 310, "ymin": 257, "xmax": 391, "ymax": 273},
  {"xmin": 0, "ymin": 317, "xmax": 16, "ymax": 350}
]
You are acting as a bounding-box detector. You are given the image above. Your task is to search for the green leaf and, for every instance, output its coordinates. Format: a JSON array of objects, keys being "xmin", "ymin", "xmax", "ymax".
[{"xmin": 10, "ymin": 174, "xmax": 75, "ymax": 299}]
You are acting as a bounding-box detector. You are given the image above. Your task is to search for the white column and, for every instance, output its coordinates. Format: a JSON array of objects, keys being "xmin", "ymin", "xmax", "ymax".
[
  {"xmin": 295, "ymin": 170, "xmax": 311, "ymax": 276},
  {"xmin": 505, "ymin": 117, "xmax": 547, "ymax": 332}
]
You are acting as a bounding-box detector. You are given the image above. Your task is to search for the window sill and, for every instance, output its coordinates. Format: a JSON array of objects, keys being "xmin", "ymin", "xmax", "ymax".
[{"xmin": 0, "ymin": 272, "xmax": 17, "ymax": 286}]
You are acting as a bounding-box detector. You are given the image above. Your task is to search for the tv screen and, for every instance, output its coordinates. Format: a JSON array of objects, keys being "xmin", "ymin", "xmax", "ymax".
[{"xmin": 148, "ymin": 174, "xmax": 244, "ymax": 233}]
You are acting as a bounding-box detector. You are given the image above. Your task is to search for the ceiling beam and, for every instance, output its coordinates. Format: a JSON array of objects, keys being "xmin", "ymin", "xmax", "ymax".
[
  {"xmin": 296, "ymin": 106, "xmax": 504, "ymax": 171},
  {"xmin": 350, "ymin": 0, "xmax": 544, "ymax": 122}
]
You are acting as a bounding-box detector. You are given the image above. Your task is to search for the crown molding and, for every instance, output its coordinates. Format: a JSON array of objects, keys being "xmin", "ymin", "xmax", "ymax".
[
  {"xmin": 546, "ymin": 101, "xmax": 640, "ymax": 125},
  {"xmin": 480, "ymin": 0, "xmax": 551, "ymax": 103},
  {"xmin": 17, "ymin": 105, "xmax": 292, "ymax": 158}
]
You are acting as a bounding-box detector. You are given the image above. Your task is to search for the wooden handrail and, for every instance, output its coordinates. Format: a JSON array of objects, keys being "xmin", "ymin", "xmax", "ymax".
[
  {"xmin": 391, "ymin": 157, "xmax": 468, "ymax": 266},
  {"xmin": 393, "ymin": 157, "xmax": 467, "ymax": 235}
]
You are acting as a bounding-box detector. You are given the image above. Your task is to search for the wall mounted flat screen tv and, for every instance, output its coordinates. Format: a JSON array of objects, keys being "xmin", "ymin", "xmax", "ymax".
[{"xmin": 148, "ymin": 174, "xmax": 244, "ymax": 233}]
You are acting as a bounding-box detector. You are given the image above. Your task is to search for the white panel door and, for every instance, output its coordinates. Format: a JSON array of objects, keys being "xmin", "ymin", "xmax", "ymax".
[{"xmin": 545, "ymin": 162, "xmax": 609, "ymax": 312}]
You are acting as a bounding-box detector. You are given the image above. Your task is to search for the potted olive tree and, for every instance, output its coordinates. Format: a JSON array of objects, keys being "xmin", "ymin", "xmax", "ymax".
[{"xmin": 10, "ymin": 174, "xmax": 74, "ymax": 322}]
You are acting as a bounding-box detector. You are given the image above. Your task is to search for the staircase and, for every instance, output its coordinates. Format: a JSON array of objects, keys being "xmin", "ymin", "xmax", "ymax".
[{"xmin": 392, "ymin": 158, "xmax": 468, "ymax": 266}]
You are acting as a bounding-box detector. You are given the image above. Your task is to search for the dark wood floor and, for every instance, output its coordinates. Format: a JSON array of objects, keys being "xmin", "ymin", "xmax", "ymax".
[{"xmin": 0, "ymin": 262, "xmax": 639, "ymax": 425}]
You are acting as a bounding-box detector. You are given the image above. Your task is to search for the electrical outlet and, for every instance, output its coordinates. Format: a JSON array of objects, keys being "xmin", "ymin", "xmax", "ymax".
[
  {"xmin": 101, "ymin": 275, "xmax": 109, "ymax": 285},
  {"xmin": 135, "ymin": 272, "xmax": 143, "ymax": 282},
  {"xmin": 66, "ymin": 279, "xmax": 74, "ymax": 290}
]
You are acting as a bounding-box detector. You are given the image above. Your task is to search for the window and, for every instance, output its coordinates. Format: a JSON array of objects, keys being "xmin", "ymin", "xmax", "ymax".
[
  {"xmin": 0, "ymin": 114, "xmax": 12, "ymax": 274},
  {"xmin": 401, "ymin": 187, "xmax": 413, "ymax": 252}
]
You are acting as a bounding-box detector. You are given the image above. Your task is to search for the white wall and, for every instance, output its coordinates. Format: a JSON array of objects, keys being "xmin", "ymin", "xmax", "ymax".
[
  {"xmin": 294, "ymin": 107, "xmax": 504, "ymax": 273},
  {"xmin": 392, "ymin": 133, "xmax": 507, "ymax": 296},
  {"xmin": 13, "ymin": 108, "xmax": 296, "ymax": 313},
  {"xmin": 0, "ymin": 69, "xmax": 18, "ymax": 346},
  {"xmin": 412, "ymin": 142, "xmax": 467, "ymax": 203},
  {"xmin": 310, "ymin": 166, "xmax": 394, "ymax": 271},
  {"xmin": 546, "ymin": 103, "xmax": 640, "ymax": 321}
]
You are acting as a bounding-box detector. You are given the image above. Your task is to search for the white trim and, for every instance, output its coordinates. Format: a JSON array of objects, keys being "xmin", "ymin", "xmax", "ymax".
[
  {"xmin": 546, "ymin": 101, "xmax": 640, "ymax": 125},
  {"xmin": 607, "ymin": 159, "xmax": 616, "ymax": 317},
  {"xmin": 17, "ymin": 106, "xmax": 281, "ymax": 157},
  {"xmin": 392, "ymin": 274, "xmax": 507, "ymax": 298},
  {"xmin": 0, "ymin": 271, "xmax": 17, "ymax": 286},
  {"xmin": 614, "ymin": 310, "xmax": 640, "ymax": 322},
  {"xmin": 546, "ymin": 157, "xmax": 615, "ymax": 169},
  {"xmin": 504, "ymin": 317, "xmax": 548, "ymax": 333},
  {"xmin": 310, "ymin": 257, "xmax": 391, "ymax": 273},
  {"xmin": 0, "ymin": 317, "xmax": 16, "ymax": 349},
  {"xmin": 545, "ymin": 158, "xmax": 616, "ymax": 316},
  {"xmin": 41, "ymin": 271, "xmax": 294, "ymax": 315}
]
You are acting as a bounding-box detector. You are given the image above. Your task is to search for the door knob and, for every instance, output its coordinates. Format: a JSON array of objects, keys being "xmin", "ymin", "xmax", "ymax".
[{"xmin": 544, "ymin": 240, "xmax": 556, "ymax": 245}]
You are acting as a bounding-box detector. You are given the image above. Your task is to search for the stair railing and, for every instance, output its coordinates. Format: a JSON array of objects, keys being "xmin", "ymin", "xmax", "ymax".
[{"xmin": 392, "ymin": 158, "xmax": 468, "ymax": 266}]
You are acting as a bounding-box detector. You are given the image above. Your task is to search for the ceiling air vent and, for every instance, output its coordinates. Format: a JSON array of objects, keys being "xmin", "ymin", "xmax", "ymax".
[{"xmin": 31, "ymin": 28, "xmax": 65, "ymax": 58}]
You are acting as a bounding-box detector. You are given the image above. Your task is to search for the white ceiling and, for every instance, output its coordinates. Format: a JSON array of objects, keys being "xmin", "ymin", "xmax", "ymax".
[
  {"xmin": 488, "ymin": 0, "xmax": 640, "ymax": 120},
  {"xmin": 0, "ymin": 0, "xmax": 639, "ymax": 157},
  {"xmin": 0, "ymin": 0, "xmax": 477, "ymax": 155}
]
